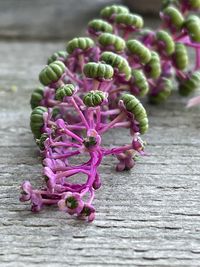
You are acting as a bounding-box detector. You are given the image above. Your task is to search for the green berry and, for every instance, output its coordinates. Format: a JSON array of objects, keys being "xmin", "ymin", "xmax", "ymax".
[
  {"xmin": 83, "ymin": 90, "xmax": 106, "ymax": 107},
  {"xmin": 149, "ymin": 78, "xmax": 172, "ymax": 104},
  {"xmin": 30, "ymin": 106, "xmax": 48, "ymax": 139},
  {"xmin": 30, "ymin": 86, "xmax": 44, "ymax": 109},
  {"xmin": 121, "ymin": 94, "xmax": 148, "ymax": 134},
  {"xmin": 66, "ymin": 37, "xmax": 94, "ymax": 54},
  {"xmin": 132, "ymin": 69, "xmax": 149, "ymax": 97},
  {"xmin": 173, "ymin": 43, "xmax": 188, "ymax": 70},
  {"xmin": 144, "ymin": 52, "xmax": 161, "ymax": 79},
  {"xmin": 39, "ymin": 61, "xmax": 65, "ymax": 86},
  {"xmin": 100, "ymin": 51, "xmax": 131, "ymax": 80},
  {"xmin": 56, "ymin": 84, "xmax": 75, "ymax": 100},
  {"xmin": 47, "ymin": 51, "xmax": 68, "ymax": 65},
  {"xmin": 184, "ymin": 15, "xmax": 200, "ymax": 43},
  {"xmin": 115, "ymin": 13, "xmax": 143, "ymax": 29},
  {"xmin": 88, "ymin": 19, "xmax": 113, "ymax": 34},
  {"xmin": 162, "ymin": 6, "xmax": 184, "ymax": 30},
  {"xmin": 100, "ymin": 5, "xmax": 129, "ymax": 20},
  {"xmin": 156, "ymin": 30, "xmax": 175, "ymax": 55},
  {"xmin": 126, "ymin": 39, "xmax": 151, "ymax": 64},
  {"xmin": 179, "ymin": 71, "xmax": 200, "ymax": 96},
  {"xmin": 83, "ymin": 62, "xmax": 114, "ymax": 80},
  {"xmin": 98, "ymin": 33, "xmax": 125, "ymax": 52}
]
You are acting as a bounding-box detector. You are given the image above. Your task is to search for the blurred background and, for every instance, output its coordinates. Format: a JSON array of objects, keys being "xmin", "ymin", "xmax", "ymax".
[{"xmin": 0, "ymin": 0, "xmax": 161, "ymax": 40}]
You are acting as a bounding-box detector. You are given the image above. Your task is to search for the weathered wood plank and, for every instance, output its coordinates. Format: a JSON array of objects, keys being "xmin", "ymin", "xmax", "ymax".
[
  {"xmin": 0, "ymin": 40, "xmax": 200, "ymax": 267},
  {"xmin": 0, "ymin": 0, "xmax": 120, "ymax": 40}
]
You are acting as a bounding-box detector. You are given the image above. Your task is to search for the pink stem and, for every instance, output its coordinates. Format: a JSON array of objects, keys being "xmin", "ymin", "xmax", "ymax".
[
  {"xmin": 56, "ymin": 168, "xmax": 89, "ymax": 179},
  {"xmin": 52, "ymin": 150, "xmax": 80, "ymax": 159},
  {"xmin": 99, "ymin": 112, "xmax": 127, "ymax": 134},
  {"xmin": 70, "ymin": 97, "xmax": 89, "ymax": 129},
  {"xmin": 103, "ymin": 144, "xmax": 133, "ymax": 156}
]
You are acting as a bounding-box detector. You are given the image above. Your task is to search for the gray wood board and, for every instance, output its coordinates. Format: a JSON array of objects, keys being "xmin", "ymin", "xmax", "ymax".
[
  {"xmin": 0, "ymin": 0, "xmax": 160, "ymax": 40},
  {"xmin": 0, "ymin": 0, "xmax": 120, "ymax": 40},
  {"xmin": 0, "ymin": 41, "xmax": 200, "ymax": 267}
]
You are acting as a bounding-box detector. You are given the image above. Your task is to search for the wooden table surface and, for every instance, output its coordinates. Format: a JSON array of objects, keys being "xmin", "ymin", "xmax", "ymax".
[{"xmin": 0, "ymin": 40, "xmax": 200, "ymax": 267}]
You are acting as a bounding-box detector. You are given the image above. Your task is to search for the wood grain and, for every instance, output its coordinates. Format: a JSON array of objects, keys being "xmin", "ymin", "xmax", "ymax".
[
  {"xmin": 0, "ymin": 41, "xmax": 200, "ymax": 267},
  {"xmin": 0, "ymin": 0, "xmax": 120, "ymax": 40}
]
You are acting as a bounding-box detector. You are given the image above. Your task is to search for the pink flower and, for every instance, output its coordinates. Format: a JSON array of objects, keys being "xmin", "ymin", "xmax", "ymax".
[
  {"xmin": 19, "ymin": 181, "xmax": 33, "ymax": 202},
  {"xmin": 43, "ymin": 167, "xmax": 56, "ymax": 192},
  {"xmin": 58, "ymin": 192, "xmax": 84, "ymax": 215},
  {"xmin": 78, "ymin": 204, "xmax": 96, "ymax": 222},
  {"xmin": 31, "ymin": 192, "xmax": 43, "ymax": 212}
]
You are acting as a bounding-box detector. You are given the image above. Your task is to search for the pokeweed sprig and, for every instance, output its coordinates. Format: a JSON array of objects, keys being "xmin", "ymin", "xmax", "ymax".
[{"xmin": 20, "ymin": 1, "xmax": 200, "ymax": 221}]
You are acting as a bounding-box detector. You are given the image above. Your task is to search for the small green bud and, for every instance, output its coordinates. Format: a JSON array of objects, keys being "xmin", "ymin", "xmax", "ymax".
[
  {"xmin": 121, "ymin": 94, "xmax": 148, "ymax": 134},
  {"xmin": 144, "ymin": 51, "xmax": 161, "ymax": 79},
  {"xmin": 83, "ymin": 90, "xmax": 106, "ymax": 107},
  {"xmin": 184, "ymin": 15, "xmax": 200, "ymax": 43},
  {"xmin": 115, "ymin": 13, "xmax": 143, "ymax": 29},
  {"xmin": 47, "ymin": 51, "xmax": 68, "ymax": 65},
  {"xmin": 173, "ymin": 43, "xmax": 188, "ymax": 70},
  {"xmin": 83, "ymin": 62, "xmax": 114, "ymax": 80},
  {"xmin": 30, "ymin": 86, "xmax": 44, "ymax": 109},
  {"xmin": 30, "ymin": 106, "xmax": 48, "ymax": 139},
  {"xmin": 100, "ymin": 5, "xmax": 129, "ymax": 20},
  {"xmin": 55, "ymin": 84, "xmax": 75, "ymax": 100},
  {"xmin": 149, "ymin": 78, "xmax": 172, "ymax": 104},
  {"xmin": 156, "ymin": 30, "xmax": 175, "ymax": 55},
  {"xmin": 179, "ymin": 71, "xmax": 200, "ymax": 96},
  {"xmin": 66, "ymin": 37, "xmax": 94, "ymax": 54},
  {"xmin": 88, "ymin": 19, "xmax": 113, "ymax": 35},
  {"xmin": 162, "ymin": 6, "xmax": 184, "ymax": 30},
  {"xmin": 126, "ymin": 39, "xmax": 151, "ymax": 64},
  {"xmin": 131, "ymin": 69, "xmax": 149, "ymax": 96},
  {"xmin": 39, "ymin": 61, "xmax": 65, "ymax": 86},
  {"xmin": 100, "ymin": 51, "xmax": 131, "ymax": 80},
  {"xmin": 98, "ymin": 33, "xmax": 125, "ymax": 52}
]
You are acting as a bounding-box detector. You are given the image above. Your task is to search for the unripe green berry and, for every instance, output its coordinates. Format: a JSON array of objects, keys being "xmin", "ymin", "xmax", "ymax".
[
  {"xmin": 66, "ymin": 37, "xmax": 94, "ymax": 54},
  {"xmin": 121, "ymin": 94, "xmax": 148, "ymax": 134},
  {"xmin": 126, "ymin": 39, "xmax": 151, "ymax": 64},
  {"xmin": 173, "ymin": 43, "xmax": 188, "ymax": 70},
  {"xmin": 39, "ymin": 61, "xmax": 65, "ymax": 86},
  {"xmin": 156, "ymin": 30, "xmax": 175, "ymax": 55},
  {"xmin": 162, "ymin": 6, "xmax": 184, "ymax": 30},
  {"xmin": 83, "ymin": 90, "xmax": 106, "ymax": 107},
  {"xmin": 149, "ymin": 78, "xmax": 172, "ymax": 104},
  {"xmin": 100, "ymin": 51, "xmax": 131, "ymax": 80},
  {"xmin": 179, "ymin": 71, "xmax": 200, "ymax": 96},
  {"xmin": 131, "ymin": 69, "xmax": 149, "ymax": 96},
  {"xmin": 184, "ymin": 15, "xmax": 200, "ymax": 43},
  {"xmin": 144, "ymin": 51, "xmax": 161, "ymax": 79},
  {"xmin": 98, "ymin": 33, "xmax": 125, "ymax": 52},
  {"xmin": 47, "ymin": 51, "xmax": 68, "ymax": 65},
  {"xmin": 115, "ymin": 13, "xmax": 143, "ymax": 29},
  {"xmin": 30, "ymin": 106, "xmax": 48, "ymax": 139},
  {"xmin": 83, "ymin": 62, "xmax": 114, "ymax": 80},
  {"xmin": 30, "ymin": 86, "xmax": 44, "ymax": 109},
  {"xmin": 100, "ymin": 5, "xmax": 129, "ymax": 20},
  {"xmin": 56, "ymin": 84, "xmax": 75, "ymax": 100},
  {"xmin": 88, "ymin": 19, "xmax": 113, "ymax": 35}
]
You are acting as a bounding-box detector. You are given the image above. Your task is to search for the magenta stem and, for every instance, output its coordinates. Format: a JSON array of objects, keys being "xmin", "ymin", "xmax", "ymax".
[
  {"xmin": 99, "ymin": 112, "xmax": 127, "ymax": 134},
  {"xmin": 103, "ymin": 144, "xmax": 133, "ymax": 156},
  {"xmin": 195, "ymin": 48, "xmax": 200, "ymax": 70},
  {"xmin": 52, "ymin": 150, "xmax": 80, "ymax": 159},
  {"xmin": 56, "ymin": 168, "xmax": 89, "ymax": 179},
  {"xmin": 70, "ymin": 97, "xmax": 89, "ymax": 129},
  {"xmin": 60, "ymin": 127, "xmax": 83, "ymax": 143}
]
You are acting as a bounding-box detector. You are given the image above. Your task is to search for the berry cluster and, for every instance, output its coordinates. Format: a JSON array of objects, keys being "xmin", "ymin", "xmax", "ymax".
[{"xmin": 20, "ymin": 1, "xmax": 200, "ymax": 221}]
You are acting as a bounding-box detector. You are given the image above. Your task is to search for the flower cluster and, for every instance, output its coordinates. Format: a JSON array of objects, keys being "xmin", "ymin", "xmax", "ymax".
[{"xmin": 20, "ymin": 1, "xmax": 200, "ymax": 221}]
